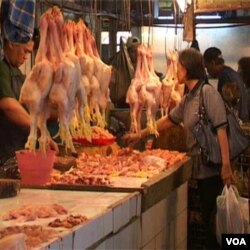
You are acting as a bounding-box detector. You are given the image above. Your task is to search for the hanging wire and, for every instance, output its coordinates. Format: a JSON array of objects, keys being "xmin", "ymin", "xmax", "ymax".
[
  {"xmin": 123, "ymin": 0, "xmax": 128, "ymax": 31},
  {"xmin": 164, "ymin": 27, "xmax": 168, "ymax": 58},
  {"xmin": 115, "ymin": 0, "xmax": 118, "ymax": 46},
  {"xmin": 178, "ymin": 2, "xmax": 184, "ymax": 50},
  {"xmin": 128, "ymin": 0, "xmax": 131, "ymax": 31},
  {"xmin": 94, "ymin": 0, "xmax": 98, "ymax": 32},
  {"xmin": 173, "ymin": 0, "xmax": 178, "ymax": 50},
  {"xmin": 39, "ymin": 0, "xmax": 43, "ymax": 18},
  {"xmin": 147, "ymin": 0, "xmax": 150, "ymax": 45},
  {"xmin": 89, "ymin": 0, "xmax": 94, "ymax": 32},
  {"xmin": 147, "ymin": 0, "xmax": 153, "ymax": 46},
  {"xmin": 60, "ymin": 0, "xmax": 63, "ymax": 11},
  {"xmin": 140, "ymin": 0, "xmax": 143, "ymax": 30},
  {"xmin": 81, "ymin": 0, "xmax": 85, "ymax": 22}
]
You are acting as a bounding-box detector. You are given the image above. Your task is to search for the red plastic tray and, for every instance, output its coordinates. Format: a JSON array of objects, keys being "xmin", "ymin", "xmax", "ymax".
[{"xmin": 73, "ymin": 137, "xmax": 116, "ymax": 146}]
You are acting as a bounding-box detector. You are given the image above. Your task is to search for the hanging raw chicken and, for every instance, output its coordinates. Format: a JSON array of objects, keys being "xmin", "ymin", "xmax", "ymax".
[
  {"xmin": 19, "ymin": 9, "xmax": 54, "ymax": 153},
  {"xmin": 160, "ymin": 50, "xmax": 183, "ymax": 116},
  {"xmin": 126, "ymin": 44, "xmax": 162, "ymax": 136},
  {"xmin": 47, "ymin": 7, "xmax": 91, "ymax": 153}
]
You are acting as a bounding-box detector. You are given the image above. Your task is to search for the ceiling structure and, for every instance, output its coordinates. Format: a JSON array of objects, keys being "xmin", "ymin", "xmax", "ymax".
[
  {"xmin": 35, "ymin": 0, "xmax": 250, "ymax": 62},
  {"xmin": 38, "ymin": 0, "xmax": 250, "ymax": 28}
]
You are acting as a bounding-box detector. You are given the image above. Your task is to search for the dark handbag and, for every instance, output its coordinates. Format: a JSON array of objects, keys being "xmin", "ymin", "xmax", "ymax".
[
  {"xmin": 192, "ymin": 84, "xmax": 249, "ymax": 167},
  {"xmin": 108, "ymin": 38, "xmax": 134, "ymax": 108}
]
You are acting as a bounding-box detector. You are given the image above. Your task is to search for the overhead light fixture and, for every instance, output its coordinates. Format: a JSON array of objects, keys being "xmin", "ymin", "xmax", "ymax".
[
  {"xmin": 176, "ymin": 0, "xmax": 187, "ymax": 13},
  {"xmin": 158, "ymin": 16, "xmax": 174, "ymax": 20},
  {"xmin": 196, "ymin": 15, "xmax": 221, "ymax": 19}
]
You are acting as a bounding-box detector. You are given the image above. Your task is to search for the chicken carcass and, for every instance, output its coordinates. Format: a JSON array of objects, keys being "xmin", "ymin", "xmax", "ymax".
[
  {"xmin": 47, "ymin": 11, "xmax": 83, "ymax": 153},
  {"xmin": 64, "ymin": 20, "xmax": 91, "ymax": 141},
  {"xmin": 84, "ymin": 26, "xmax": 112, "ymax": 128},
  {"xmin": 137, "ymin": 45, "xmax": 161, "ymax": 136},
  {"xmin": 160, "ymin": 50, "xmax": 181, "ymax": 116},
  {"xmin": 126, "ymin": 45, "xmax": 161, "ymax": 136},
  {"xmin": 145, "ymin": 46, "xmax": 162, "ymax": 135},
  {"xmin": 126, "ymin": 44, "xmax": 144, "ymax": 133},
  {"xmin": 19, "ymin": 10, "xmax": 54, "ymax": 153},
  {"xmin": 74, "ymin": 19, "xmax": 94, "ymax": 123}
]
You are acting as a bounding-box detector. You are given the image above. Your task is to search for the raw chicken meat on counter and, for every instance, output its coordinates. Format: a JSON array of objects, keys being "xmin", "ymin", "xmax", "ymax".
[
  {"xmin": 2, "ymin": 203, "xmax": 68, "ymax": 222},
  {"xmin": 51, "ymin": 148, "xmax": 186, "ymax": 184},
  {"xmin": 0, "ymin": 225, "xmax": 58, "ymax": 249}
]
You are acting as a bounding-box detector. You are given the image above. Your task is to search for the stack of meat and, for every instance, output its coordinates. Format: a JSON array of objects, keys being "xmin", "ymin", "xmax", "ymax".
[
  {"xmin": 126, "ymin": 47, "xmax": 184, "ymax": 136},
  {"xmin": 19, "ymin": 6, "xmax": 112, "ymax": 154},
  {"xmin": 51, "ymin": 148, "xmax": 186, "ymax": 184}
]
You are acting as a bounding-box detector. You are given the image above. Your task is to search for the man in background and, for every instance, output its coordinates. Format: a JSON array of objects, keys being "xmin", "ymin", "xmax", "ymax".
[
  {"xmin": 126, "ymin": 36, "xmax": 140, "ymax": 71},
  {"xmin": 204, "ymin": 47, "xmax": 249, "ymax": 122}
]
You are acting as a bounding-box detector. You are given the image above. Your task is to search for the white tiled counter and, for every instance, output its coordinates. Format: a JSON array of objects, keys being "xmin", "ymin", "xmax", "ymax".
[
  {"xmin": 91, "ymin": 159, "xmax": 191, "ymax": 250},
  {"xmin": 93, "ymin": 182, "xmax": 188, "ymax": 250},
  {"xmin": 0, "ymin": 157, "xmax": 191, "ymax": 249},
  {"xmin": 0, "ymin": 189, "xmax": 141, "ymax": 249}
]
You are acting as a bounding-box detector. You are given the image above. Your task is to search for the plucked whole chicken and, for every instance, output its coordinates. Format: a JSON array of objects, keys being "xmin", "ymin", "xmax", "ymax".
[
  {"xmin": 126, "ymin": 46, "xmax": 184, "ymax": 136},
  {"xmin": 19, "ymin": 6, "xmax": 113, "ymax": 154}
]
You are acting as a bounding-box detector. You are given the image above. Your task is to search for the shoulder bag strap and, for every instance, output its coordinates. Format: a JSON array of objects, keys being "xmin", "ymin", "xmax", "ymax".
[{"xmin": 198, "ymin": 82, "xmax": 207, "ymax": 119}]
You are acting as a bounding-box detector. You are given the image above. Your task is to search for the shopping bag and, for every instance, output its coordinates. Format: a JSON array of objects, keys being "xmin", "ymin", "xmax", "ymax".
[
  {"xmin": 238, "ymin": 196, "xmax": 250, "ymax": 233},
  {"xmin": 216, "ymin": 185, "xmax": 244, "ymax": 245}
]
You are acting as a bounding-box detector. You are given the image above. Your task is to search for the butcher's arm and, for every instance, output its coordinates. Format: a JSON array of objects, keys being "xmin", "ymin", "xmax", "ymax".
[
  {"xmin": 0, "ymin": 97, "xmax": 30, "ymax": 129},
  {"xmin": 217, "ymin": 127, "xmax": 233, "ymax": 185}
]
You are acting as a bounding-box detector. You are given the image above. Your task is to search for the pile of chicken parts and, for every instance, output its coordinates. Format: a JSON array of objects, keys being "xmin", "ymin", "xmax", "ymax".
[{"xmin": 19, "ymin": 6, "xmax": 112, "ymax": 153}]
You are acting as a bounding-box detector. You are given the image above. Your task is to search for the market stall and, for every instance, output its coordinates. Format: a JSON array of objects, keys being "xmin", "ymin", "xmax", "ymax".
[
  {"xmin": 0, "ymin": 148, "xmax": 192, "ymax": 249},
  {"xmin": 1, "ymin": 1, "xmax": 250, "ymax": 249},
  {"xmin": 0, "ymin": 189, "xmax": 141, "ymax": 249}
]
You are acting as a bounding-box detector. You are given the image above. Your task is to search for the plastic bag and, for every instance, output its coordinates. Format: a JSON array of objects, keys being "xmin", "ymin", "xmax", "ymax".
[
  {"xmin": 216, "ymin": 185, "xmax": 244, "ymax": 245},
  {"xmin": 238, "ymin": 197, "xmax": 250, "ymax": 233},
  {"xmin": 143, "ymin": 155, "xmax": 166, "ymax": 170},
  {"xmin": 108, "ymin": 38, "xmax": 135, "ymax": 108}
]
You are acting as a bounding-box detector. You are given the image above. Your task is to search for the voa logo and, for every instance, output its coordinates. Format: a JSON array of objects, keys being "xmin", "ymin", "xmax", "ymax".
[{"xmin": 226, "ymin": 238, "xmax": 247, "ymax": 246}]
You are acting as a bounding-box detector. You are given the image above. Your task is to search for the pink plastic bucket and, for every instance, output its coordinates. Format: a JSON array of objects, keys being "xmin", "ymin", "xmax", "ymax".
[{"xmin": 16, "ymin": 150, "xmax": 56, "ymax": 186}]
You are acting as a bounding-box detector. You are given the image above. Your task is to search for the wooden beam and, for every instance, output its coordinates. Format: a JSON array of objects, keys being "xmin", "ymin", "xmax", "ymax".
[{"xmin": 194, "ymin": 0, "xmax": 250, "ymax": 14}]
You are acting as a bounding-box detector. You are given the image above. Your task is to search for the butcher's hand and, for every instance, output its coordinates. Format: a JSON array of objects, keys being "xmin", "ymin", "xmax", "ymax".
[
  {"xmin": 122, "ymin": 132, "xmax": 141, "ymax": 147},
  {"xmin": 48, "ymin": 138, "xmax": 59, "ymax": 154},
  {"xmin": 221, "ymin": 162, "xmax": 235, "ymax": 186}
]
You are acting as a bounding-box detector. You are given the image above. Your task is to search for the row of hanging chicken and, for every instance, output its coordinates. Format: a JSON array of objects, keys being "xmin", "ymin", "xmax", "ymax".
[
  {"xmin": 126, "ymin": 48, "xmax": 183, "ymax": 136},
  {"xmin": 19, "ymin": 6, "xmax": 183, "ymax": 154},
  {"xmin": 19, "ymin": 6, "xmax": 112, "ymax": 154}
]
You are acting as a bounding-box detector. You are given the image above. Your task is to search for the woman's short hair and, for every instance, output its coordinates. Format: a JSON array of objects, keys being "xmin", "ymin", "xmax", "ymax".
[
  {"xmin": 238, "ymin": 57, "xmax": 250, "ymax": 88},
  {"xmin": 203, "ymin": 47, "xmax": 224, "ymax": 65},
  {"xmin": 178, "ymin": 48, "xmax": 206, "ymax": 80}
]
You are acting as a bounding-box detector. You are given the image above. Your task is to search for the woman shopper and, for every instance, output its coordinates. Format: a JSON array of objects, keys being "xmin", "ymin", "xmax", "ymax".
[{"xmin": 123, "ymin": 48, "xmax": 234, "ymax": 249}]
